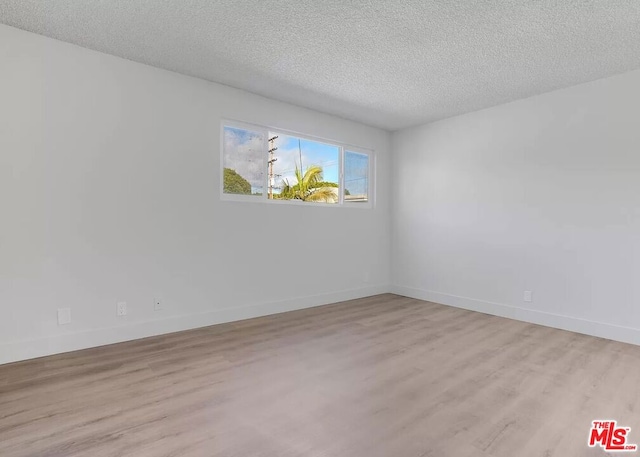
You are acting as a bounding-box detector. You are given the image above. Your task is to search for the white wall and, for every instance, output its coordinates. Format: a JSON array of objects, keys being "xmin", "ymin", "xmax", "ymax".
[
  {"xmin": 392, "ymin": 68, "xmax": 640, "ymax": 346},
  {"xmin": 0, "ymin": 24, "xmax": 391, "ymax": 364}
]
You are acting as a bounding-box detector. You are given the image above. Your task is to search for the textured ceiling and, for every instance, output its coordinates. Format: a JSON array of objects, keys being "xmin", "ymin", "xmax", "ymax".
[{"xmin": 2, "ymin": 1, "xmax": 640, "ymax": 130}]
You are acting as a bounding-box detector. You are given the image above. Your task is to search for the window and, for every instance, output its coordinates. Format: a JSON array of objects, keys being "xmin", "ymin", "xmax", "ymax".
[{"xmin": 221, "ymin": 121, "xmax": 372, "ymax": 207}]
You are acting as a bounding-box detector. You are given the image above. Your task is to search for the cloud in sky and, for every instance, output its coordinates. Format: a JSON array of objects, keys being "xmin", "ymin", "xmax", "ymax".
[{"xmin": 223, "ymin": 127, "xmax": 265, "ymax": 192}]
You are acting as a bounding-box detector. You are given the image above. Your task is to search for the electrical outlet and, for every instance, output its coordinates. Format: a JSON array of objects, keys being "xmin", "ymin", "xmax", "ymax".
[
  {"xmin": 57, "ymin": 308, "xmax": 71, "ymax": 325},
  {"xmin": 363, "ymin": 271, "xmax": 371, "ymax": 283},
  {"xmin": 117, "ymin": 301, "xmax": 128, "ymax": 316},
  {"xmin": 154, "ymin": 298, "xmax": 163, "ymax": 311},
  {"xmin": 523, "ymin": 290, "xmax": 533, "ymax": 303}
]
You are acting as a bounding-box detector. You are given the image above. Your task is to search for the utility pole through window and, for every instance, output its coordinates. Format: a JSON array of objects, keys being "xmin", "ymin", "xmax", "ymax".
[{"xmin": 268, "ymin": 135, "xmax": 278, "ymax": 199}]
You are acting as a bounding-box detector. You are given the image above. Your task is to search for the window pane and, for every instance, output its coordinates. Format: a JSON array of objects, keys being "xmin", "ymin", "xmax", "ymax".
[
  {"xmin": 344, "ymin": 151, "xmax": 369, "ymax": 203},
  {"xmin": 269, "ymin": 133, "xmax": 339, "ymax": 204},
  {"xmin": 223, "ymin": 126, "xmax": 264, "ymax": 196}
]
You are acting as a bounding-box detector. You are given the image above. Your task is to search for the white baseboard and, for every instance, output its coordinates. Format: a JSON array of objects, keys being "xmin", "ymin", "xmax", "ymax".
[
  {"xmin": 5, "ymin": 284, "xmax": 637, "ymax": 365},
  {"xmin": 0, "ymin": 284, "xmax": 390, "ymax": 365},
  {"xmin": 391, "ymin": 285, "xmax": 640, "ymax": 347}
]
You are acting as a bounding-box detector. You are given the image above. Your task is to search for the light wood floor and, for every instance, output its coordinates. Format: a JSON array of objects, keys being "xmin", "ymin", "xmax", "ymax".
[{"xmin": 1, "ymin": 294, "xmax": 639, "ymax": 457}]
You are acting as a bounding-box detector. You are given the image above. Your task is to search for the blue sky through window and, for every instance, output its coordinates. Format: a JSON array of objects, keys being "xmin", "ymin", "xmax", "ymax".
[
  {"xmin": 271, "ymin": 134, "xmax": 339, "ymax": 194},
  {"xmin": 344, "ymin": 151, "xmax": 369, "ymax": 197}
]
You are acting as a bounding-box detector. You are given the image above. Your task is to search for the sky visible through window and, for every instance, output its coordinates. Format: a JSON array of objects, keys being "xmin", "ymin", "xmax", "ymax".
[
  {"xmin": 223, "ymin": 126, "xmax": 264, "ymax": 194},
  {"xmin": 345, "ymin": 151, "xmax": 369, "ymax": 198},
  {"xmin": 271, "ymin": 134, "xmax": 339, "ymax": 195}
]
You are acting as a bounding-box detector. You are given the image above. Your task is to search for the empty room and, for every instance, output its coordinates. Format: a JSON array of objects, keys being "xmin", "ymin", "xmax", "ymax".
[{"xmin": 2, "ymin": 1, "xmax": 640, "ymax": 456}]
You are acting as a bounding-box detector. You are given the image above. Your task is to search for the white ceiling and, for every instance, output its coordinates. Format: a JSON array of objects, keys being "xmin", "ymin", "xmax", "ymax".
[{"xmin": 2, "ymin": 1, "xmax": 640, "ymax": 130}]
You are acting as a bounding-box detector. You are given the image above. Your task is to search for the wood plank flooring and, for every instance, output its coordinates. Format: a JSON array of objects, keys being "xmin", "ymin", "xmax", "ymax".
[{"xmin": 1, "ymin": 294, "xmax": 639, "ymax": 456}]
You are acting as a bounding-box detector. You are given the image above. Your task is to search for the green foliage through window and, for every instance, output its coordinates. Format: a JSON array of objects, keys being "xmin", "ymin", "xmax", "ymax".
[{"xmin": 223, "ymin": 168, "xmax": 252, "ymax": 194}]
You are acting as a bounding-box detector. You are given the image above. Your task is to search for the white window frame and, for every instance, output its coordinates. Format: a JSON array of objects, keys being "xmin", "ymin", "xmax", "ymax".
[{"xmin": 220, "ymin": 120, "xmax": 374, "ymax": 209}]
